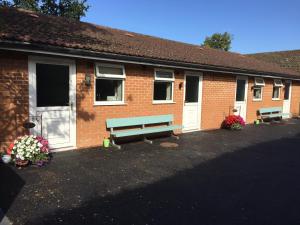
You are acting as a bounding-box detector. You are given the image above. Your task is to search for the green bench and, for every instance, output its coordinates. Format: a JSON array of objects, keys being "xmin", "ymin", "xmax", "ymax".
[
  {"xmin": 106, "ymin": 114, "xmax": 182, "ymax": 149},
  {"xmin": 258, "ymin": 107, "xmax": 289, "ymax": 122}
]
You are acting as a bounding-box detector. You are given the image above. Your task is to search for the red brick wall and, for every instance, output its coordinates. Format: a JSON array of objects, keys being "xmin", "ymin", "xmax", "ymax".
[
  {"xmin": 246, "ymin": 77, "xmax": 284, "ymax": 123},
  {"xmin": 76, "ymin": 60, "xmax": 184, "ymax": 148},
  {"xmin": 201, "ymin": 72, "xmax": 236, "ymax": 130},
  {"xmin": 0, "ymin": 51, "xmax": 29, "ymax": 151},
  {"xmin": 1, "ymin": 52, "xmax": 299, "ymax": 150}
]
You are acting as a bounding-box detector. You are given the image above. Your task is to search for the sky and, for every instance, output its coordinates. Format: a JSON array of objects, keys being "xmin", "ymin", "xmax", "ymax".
[{"xmin": 82, "ymin": 0, "xmax": 300, "ymax": 54}]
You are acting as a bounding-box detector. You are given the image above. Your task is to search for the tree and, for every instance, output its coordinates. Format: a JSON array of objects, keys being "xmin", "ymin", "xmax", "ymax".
[
  {"xmin": 203, "ymin": 32, "xmax": 233, "ymax": 51},
  {"xmin": 0, "ymin": 0, "xmax": 89, "ymax": 20}
]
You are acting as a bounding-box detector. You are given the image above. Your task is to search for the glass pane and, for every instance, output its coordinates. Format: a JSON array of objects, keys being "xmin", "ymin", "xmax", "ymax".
[
  {"xmin": 98, "ymin": 66, "xmax": 123, "ymax": 76},
  {"xmin": 274, "ymin": 79, "xmax": 283, "ymax": 87},
  {"xmin": 253, "ymin": 87, "xmax": 262, "ymax": 99},
  {"xmin": 236, "ymin": 79, "xmax": 246, "ymax": 101},
  {"xmin": 154, "ymin": 81, "xmax": 172, "ymax": 100},
  {"xmin": 95, "ymin": 79, "xmax": 122, "ymax": 101},
  {"xmin": 36, "ymin": 63, "xmax": 69, "ymax": 107},
  {"xmin": 254, "ymin": 78, "xmax": 264, "ymax": 86},
  {"xmin": 185, "ymin": 76, "xmax": 199, "ymax": 103},
  {"xmin": 156, "ymin": 70, "xmax": 173, "ymax": 79},
  {"xmin": 272, "ymin": 87, "xmax": 280, "ymax": 99},
  {"xmin": 284, "ymin": 83, "xmax": 290, "ymax": 100}
]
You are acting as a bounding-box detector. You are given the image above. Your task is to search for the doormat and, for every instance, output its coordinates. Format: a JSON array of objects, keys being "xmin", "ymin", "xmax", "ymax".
[{"xmin": 160, "ymin": 142, "xmax": 179, "ymax": 148}]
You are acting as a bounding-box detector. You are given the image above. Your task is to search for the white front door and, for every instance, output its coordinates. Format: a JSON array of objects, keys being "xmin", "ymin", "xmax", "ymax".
[
  {"xmin": 183, "ymin": 73, "xmax": 202, "ymax": 132},
  {"xmin": 283, "ymin": 80, "xmax": 292, "ymax": 118},
  {"xmin": 234, "ymin": 76, "xmax": 248, "ymax": 121},
  {"xmin": 29, "ymin": 56, "xmax": 76, "ymax": 150}
]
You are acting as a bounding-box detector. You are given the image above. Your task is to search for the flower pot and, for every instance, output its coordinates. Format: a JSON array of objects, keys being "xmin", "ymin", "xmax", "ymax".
[
  {"xmin": 2, "ymin": 154, "xmax": 11, "ymax": 164},
  {"xmin": 15, "ymin": 159, "xmax": 29, "ymax": 167},
  {"xmin": 103, "ymin": 139, "xmax": 110, "ymax": 148}
]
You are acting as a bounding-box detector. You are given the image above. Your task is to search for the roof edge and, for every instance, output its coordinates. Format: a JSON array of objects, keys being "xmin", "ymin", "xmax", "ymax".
[{"xmin": 1, "ymin": 40, "xmax": 300, "ymax": 80}]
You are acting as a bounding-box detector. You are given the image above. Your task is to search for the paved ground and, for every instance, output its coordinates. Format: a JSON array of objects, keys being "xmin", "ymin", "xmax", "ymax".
[{"xmin": 1, "ymin": 120, "xmax": 300, "ymax": 225}]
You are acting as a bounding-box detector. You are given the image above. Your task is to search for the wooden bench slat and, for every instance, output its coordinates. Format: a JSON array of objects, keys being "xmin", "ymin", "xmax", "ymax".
[
  {"xmin": 107, "ymin": 114, "xmax": 174, "ymax": 128},
  {"xmin": 259, "ymin": 107, "xmax": 282, "ymax": 114},
  {"xmin": 112, "ymin": 125, "xmax": 182, "ymax": 138},
  {"xmin": 261, "ymin": 113, "xmax": 283, "ymax": 118}
]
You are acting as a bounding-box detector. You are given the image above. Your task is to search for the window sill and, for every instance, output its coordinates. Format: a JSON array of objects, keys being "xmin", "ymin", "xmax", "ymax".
[
  {"xmin": 253, "ymin": 99, "xmax": 262, "ymax": 102},
  {"xmin": 94, "ymin": 102, "xmax": 127, "ymax": 106},
  {"xmin": 152, "ymin": 101, "xmax": 176, "ymax": 105},
  {"xmin": 272, "ymin": 98, "xmax": 281, "ymax": 101}
]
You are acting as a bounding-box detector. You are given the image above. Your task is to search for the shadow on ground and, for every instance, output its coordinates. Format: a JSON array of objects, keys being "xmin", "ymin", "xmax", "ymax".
[
  {"xmin": 0, "ymin": 163, "xmax": 25, "ymax": 221},
  {"xmin": 27, "ymin": 134, "xmax": 300, "ymax": 225}
]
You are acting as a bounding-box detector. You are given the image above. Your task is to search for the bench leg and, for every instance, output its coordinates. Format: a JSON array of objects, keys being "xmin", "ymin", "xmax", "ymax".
[
  {"xmin": 111, "ymin": 138, "xmax": 121, "ymax": 149},
  {"xmin": 143, "ymin": 136, "xmax": 153, "ymax": 144},
  {"xmin": 171, "ymin": 132, "xmax": 179, "ymax": 140}
]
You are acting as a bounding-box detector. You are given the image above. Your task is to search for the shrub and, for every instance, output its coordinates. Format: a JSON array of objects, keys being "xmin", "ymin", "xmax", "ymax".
[
  {"xmin": 7, "ymin": 135, "xmax": 50, "ymax": 166},
  {"xmin": 222, "ymin": 115, "xmax": 245, "ymax": 130}
]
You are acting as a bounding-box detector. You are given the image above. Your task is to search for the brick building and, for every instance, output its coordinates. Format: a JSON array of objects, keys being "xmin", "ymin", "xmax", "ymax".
[{"xmin": 1, "ymin": 8, "xmax": 300, "ymax": 151}]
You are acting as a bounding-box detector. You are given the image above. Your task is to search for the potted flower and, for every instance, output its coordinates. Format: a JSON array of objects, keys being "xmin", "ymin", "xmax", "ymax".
[
  {"xmin": 222, "ymin": 115, "xmax": 246, "ymax": 131},
  {"xmin": 1, "ymin": 150, "xmax": 11, "ymax": 164},
  {"xmin": 8, "ymin": 135, "xmax": 50, "ymax": 167}
]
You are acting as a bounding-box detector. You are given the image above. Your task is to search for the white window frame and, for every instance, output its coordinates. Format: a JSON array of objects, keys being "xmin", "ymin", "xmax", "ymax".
[
  {"xmin": 254, "ymin": 77, "xmax": 265, "ymax": 86},
  {"xmin": 153, "ymin": 68, "xmax": 175, "ymax": 104},
  {"xmin": 94, "ymin": 63, "xmax": 126, "ymax": 105},
  {"xmin": 274, "ymin": 79, "xmax": 283, "ymax": 87},
  {"xmin": 272, "ymin": 79, "xmax": 282, "ymax": 100},
  {"xmin": 253, "ymin": 86, "xmax": 263, "ymax": 101},
  {"xmin": 253, "ymin": 78, "xmax": 264, "ymax": 101}
]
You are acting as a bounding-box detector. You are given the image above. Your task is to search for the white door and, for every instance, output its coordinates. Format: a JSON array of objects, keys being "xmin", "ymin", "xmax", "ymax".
[
  {"xmin": 234, "ymin": 76, "xmax": 248, "ymax": 121},
  {"xmin": 29, "ymin": 57, "xmax": 76, "ymax": 150},
  {"xmin": 183, "ymin": 73, "xmax": 202, "ymax": 132},
  {"xmin": 283, "ymin": 80, "xmax": 292, "ymax": 118}
]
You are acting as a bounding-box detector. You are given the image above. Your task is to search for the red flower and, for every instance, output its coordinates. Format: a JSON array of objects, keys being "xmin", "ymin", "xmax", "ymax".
[
  {"xmin": 222, "ymin": 115, "xmax": 245, "ymax": 129},
  {"xmin": 7, "ymin": 143, "xmax": 14, "ymax": 155}
]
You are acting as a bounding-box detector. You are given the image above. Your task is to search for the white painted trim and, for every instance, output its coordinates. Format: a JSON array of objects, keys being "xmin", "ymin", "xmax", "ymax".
[
  {"xmin": 252, "ymin": 86, "xmax": 263, "ymax": 101},
  {"xmin": 272, "ymin": 86, "xmax": 281, "ymax": 100},
  {"xmin": 152, "ymin": 69, "xmax": 175, "ymax": 103},
  {"xmin": 234, "ymin": 76, "xmax": 248, "ymax": 121},
  {"xmin": 283, "ymin": 80, "xmax": 292, "ymax": 117},
  {"xmin": 28, "ymin": 56, "xmax": 76, "ymax": 150},
  {"xmin": 254, "ymin": 77, "xmax": 265, "ymax": 86},
  {"xmin": 95, "ymin": 62, "xmax": 126, "ymax": 78},
  {"xmin": 3, "ymin": 46, "xmax": 298, "ymax": 80},
  {"xmin": 94, "ymin": 77, "xmax": 125, "ymax": 105},
  {"xmin": 154, "ymin": 68, "xmax": 175, "ymax": 81},
  {"xmin": 94, "ymin": 101, "xmax": 126, "ymax": 106},
  {"xmin": 152, "ymin": 100, "xmax": 175, "ymax": 104},
  {"xmin": 182, "ymin": 71, "xmax": 203, "ymax": 132}
]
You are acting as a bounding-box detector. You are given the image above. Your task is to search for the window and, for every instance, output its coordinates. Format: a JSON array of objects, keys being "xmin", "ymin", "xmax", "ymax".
[
  {"xmin": 284, "ymin": 81, "xmax": 291, "ymax": 100},
  {"xmin": 153, "ymin": 69, "xmax": 174, "ymax": 103},
  {"xmin": 236, "ymin": 79, "xmax": 246, "ymax": 101},
  {"xmin": 36, "ymin": 63, "xmax": 69, "ymax": 107},
  {"xmin": 253, "ymin": 87, "xmax": 262, "ymax": 100},
  {"xmin": 95, "ymin": 63, "xmax": 125, "ymax": 105},
  {"xmin": 272, "ymin": 79, "xmax": 282, "ymax": 100},
  {"xmin": 254, "ymin": 77, "xmax": 265, "ymax": 86},
  {"xmin": 185, "ymin": 76, "xmax": 199, "ymax": 103},
  {"xmin": 253, "ymin": 78, "xmax": 264, "ymax": 101}
]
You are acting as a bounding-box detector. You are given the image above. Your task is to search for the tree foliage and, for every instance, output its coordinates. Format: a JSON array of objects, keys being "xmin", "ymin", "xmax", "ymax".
[
  {"xmin": 203, "ymin": 32, "xmax": 233, "ymax": 51},
  {"xmin": 0, "ymin": 0, "xmax": 89, "ymax": 20}
]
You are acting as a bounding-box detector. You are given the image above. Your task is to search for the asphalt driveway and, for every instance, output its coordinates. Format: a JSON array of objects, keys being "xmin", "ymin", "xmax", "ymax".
[{"xmin": 1, "ymin": 120, "xmax": 300, "ymax": 225}]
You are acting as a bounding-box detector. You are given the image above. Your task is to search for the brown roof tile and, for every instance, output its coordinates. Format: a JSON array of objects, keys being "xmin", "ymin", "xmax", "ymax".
[
  {"xmin": 0, "ymin": 7, "xmax": 299, "ymax": 78},
  {"xmin": 248, "ymin": 50, "xmax": 300, "ymax": 73}
]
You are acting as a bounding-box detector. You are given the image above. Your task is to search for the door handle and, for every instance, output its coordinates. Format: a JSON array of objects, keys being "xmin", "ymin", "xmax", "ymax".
[{"xmin": 69, "ymin": 102, "xmax": 73, "ymax": 111}]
